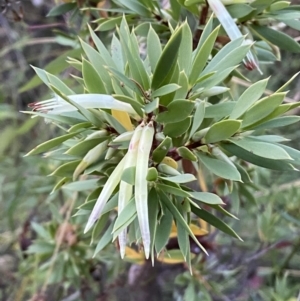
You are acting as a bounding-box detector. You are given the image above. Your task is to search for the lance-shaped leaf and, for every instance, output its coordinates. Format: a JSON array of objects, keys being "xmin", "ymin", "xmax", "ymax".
[
  {"xmin": 197, "ymin": 152, "xmax": 242, "ymax": 181},
  {"xmin": 151, "ymin": 25, "xmax": 183, "ymax": 90},
  {"xmin": 228, "ymin": 137, "xmax": 292, "ymax": 160},
  {"xmin": 156, "ymin": 100, "xmax": 194, "ymax": 124},
  {"xmin": 230, "ymin": 77, "xmax": 269, "ymax": 119},
  {"xmin": 147, "ymin": 25, "xmax": 162, "ymax": 72},
  {"xmin": 250, "ymin": 25, "xmax": 300, "ymax": 53},
  {"xmin": 25, "ymin": 131, "xmax": 83, "ymax": 156},
  {"xmin": 204, "ymin": 120, "xmax": 241, "ymax": 144},
  {"xmin": 84, "ymin": 154, "xmax": 127, "ymax": 233},
  {"xmin": 118, "ymin": 123, "xmax": 143, "ymax": 258},
  {"xmin": 241, "ymin": 92, "xmax": 286, "ymax": 128},
  {"xmin": 135, "ymin": 122, "xmax": 154, "ymax": 258},
  {"xmin": 191, "ymin": 205, "xmax": 242, "ymax": 240},
  {"xmin": 220, "ymin": 142, "xmax": 297, "ymax": 171},
  {"xmin": 189, "ymin": 25, "xmax": 220, "ymax": 86},
  {"xmin": 73, "ymin": 140, "xmax": 108, "ymax": 180}
]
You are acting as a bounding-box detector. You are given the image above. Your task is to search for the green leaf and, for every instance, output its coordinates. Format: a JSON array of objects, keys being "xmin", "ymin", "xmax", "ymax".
[
  {"xmin": 68, "ymin": 122, "xmax": 92, "ymax": 133},
  {"xmin": 147, "ymin": 167, "xmax": 158, "ymax": 181},
  {"xmin": 160, "ymin": 174, "xmax": 196, "ymax": 184},
  {"xmin": 176, "ymin": 204, "xmax": 189, "ymax": 260},
  {"xmin": 144, "ymin": 98, "xmax": 159, "ymax": 114},
  {"xmin": 152, "ymin": 137, "xmax": 172, "ymax": 163},
  {"xmin": 82, "ymin": 59, "xmax": 106, "ymax": 93},
  {"xmin": 220, "ymin": 142, "xmax": 296, "ymax": 171},
  {"xmin": 120, "ymin": 34, "xmax": 150, "ymax": 90},
  {"xmin": 156, "ymin": 183, "xmax": 191, "ymax": 198},
  {"xmin": 191, "ymin": 205, "xmax": 242, "ymax": 240},
  {"xmin": 117, "ymin": 0, "xmax": 151, "ymax": 16},
  {"xmin": 276, "ymin": 144, "xmax": 300, "ymax": 165},
  {"xmin": 63, "ymin": 179, "xmax": 100, "ymax": 191},
  {"xmin": 32, "ymin": 67, "xmax": 74, "ymax": 95},
  {"xmin": 93, "ymin": 222, "xmax": 115, "ymax": 257},
  {"xmin": 66, "ymin": 137, "xmax": 108, "ymax": 156},
  {"xmin": 51, "ymin": 177, "xmax": 70, "ymax": 194},
  {"xmin": 197, "ymin": 152, "xmax": 242, "ymax": 181},
  {"xmin": 242, "ymin": 93, "xmax": 286, "ymax": 128},
  {"xmin": 152, "ymin": 26, "xmax": 183, "ymax": 90},
  {"xmin": 111, "ymin": 34, "xmax": 124, "ymax": 72},
  {"xmin": 20, "ymin": 49, "xmax": 81, "ymax": 93},
  {"xmin": 159, "ymin": 191, "xmax": 208, "ymax": 254},
  {"xmin": 230, "ymin": 78, "xmax": 269, "ymax": 119},
  {"xmin": 201, "ymin": 37, "xmax": 248, "ymax": 75},
  {"xmin": 178, "ymin": 22, "xmax": 192, "ymax": 74},
  {"xmin": 113, "ymin": 199, "xmax": 136, "ymax": 233},
  {"xmin": 189, "ymin": 192, "xmax": 224, "ymax": 205},
  {"xmin": 148, "ymin": 188, "xmax": 159, "ymax": 261},
  {"xmin": 91, "ymin": 212, "xmax": 110, "ymax": 244},
  {"xmin": 204, "ymin": 120, "xmax": 241, "ymax": 144},
  {"xmin": 152, "ymin": 84, "xmax": 181, "ymax": 98},
  {"xmin": 108, "ymin": 67, "xmax": 142, "ymax": 96},
  {"xmin": 177, "ymin": 146, "xmax": 198, "ymax": 161},
  {"xmin": 189, "ymin": 101, "xmax": 205, "ymax": 139},
  {"xmin": 194, "ymin": 66, "xmax": 236, "ymax": 93},
  {"xmin": 80, "ymin": 39, "xmax": 113, "ymax": 94},
  {"xmin": 233, "ymin": 162, "xmax": 252, "ymax": 183},
  {"xmin": 196, "ymin": 14, "xmax": 214, "ymax": 50},
  {"xmin": 189, "ymin": 26, "xmax": 220, "ymax": 86},
  {"xmin": 228, "ymin": 137, "xmax": 292, "ymax": 160},
  {"xmin": 95, "ymin": 15, "xmax": 134, "ymax": 31},
  {"xmin": 121, "ymin": 166, "xmax": 136, "ymax": 185},
  {"xmin": 50, "ymin": 160, "xmax": 81, "ymax": 177},
  {"xmin": 147, "ymin": 25, "xmax": 162, "ymax": 72},
  {"xmin": 227, "ymin": 4, "xmax": 255, "ymax": 18},
  {"xmin": 250, "ymin": 25, "xmax": 300, "ymax": 53},
  {"xmin": 100, "ymin": 110, "xmax": 127, "ymax": 134},
  {"xmin": 156, "ymin": 100, "xmax": 194, "ymax": 123},
  {"xmin": 47, "ymin": 2, "xmax": 76, "ymax": 16},
  {"xmin": 88, "ymin": 25, "xmax": 116, "ymax": 68},
  {"xmin": 163, "ymin": 118, "xmax": 192, "ymax": 138},
  {"xmin": 154, "ymin": 206, "xmax": 173, "ymax": 254},
  {"xmin": 175, "ymin": 71, "xmax": 189, "ymax": 99},
  {"xmin": 113, "ymin": 94, "xmax": 143, "ymax": 117},
  {"xmin": 25, "ymin": 132, "xmax": 82, "ymax": 156}
]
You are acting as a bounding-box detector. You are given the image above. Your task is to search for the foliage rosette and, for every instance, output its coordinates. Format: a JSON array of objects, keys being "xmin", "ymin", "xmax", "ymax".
[{"xmin": 24, "ymin": 15, "xmax": 300, "ymax": 267}]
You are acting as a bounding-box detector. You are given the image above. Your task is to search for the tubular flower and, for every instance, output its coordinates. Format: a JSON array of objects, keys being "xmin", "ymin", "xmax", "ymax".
[
  {"xmin": 135, "ymin": 121, "xmax": 155, "ymax": 259},
  {"xmin": 29, "ymin": 94, "xmax": 137, "ymax": 115},
  {"xmin": 207, "ymin": 0, "xmax": 262, "ymax": 73},
  {"xmin": 118, "ymin": 123, "xmax": 144, "ymax": 258}
]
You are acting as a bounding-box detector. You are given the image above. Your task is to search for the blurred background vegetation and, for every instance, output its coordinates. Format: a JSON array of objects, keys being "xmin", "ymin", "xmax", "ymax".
[{"xmin": 0, "ymin": 0, "xmax": 300, "ymax": 300}]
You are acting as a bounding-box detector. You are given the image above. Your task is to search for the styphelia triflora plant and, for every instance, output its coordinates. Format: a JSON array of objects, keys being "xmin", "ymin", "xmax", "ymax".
[{"xmin": 25, "ymin": 7, "xmax": 300, "ymax": 267}]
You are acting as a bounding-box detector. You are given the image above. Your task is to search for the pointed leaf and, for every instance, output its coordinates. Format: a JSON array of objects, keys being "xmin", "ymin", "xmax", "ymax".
[
  {"xmin": 230, "ymin": 77, "xmax": 269, "ymax": 119},
  {"xmin": 197, "ymin": 152, "xmax": 242, "ymax": 181},
  {"xmin": 152, "ymin": 26, "xmax": 183, "ymax": 90},
  {"xmin": 204, "ymin": 120, "xmax": 241, "ymax": 144},
  {"xmin": 191, "ymin": 205, "xmax": 242, "ymax": 240}
]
